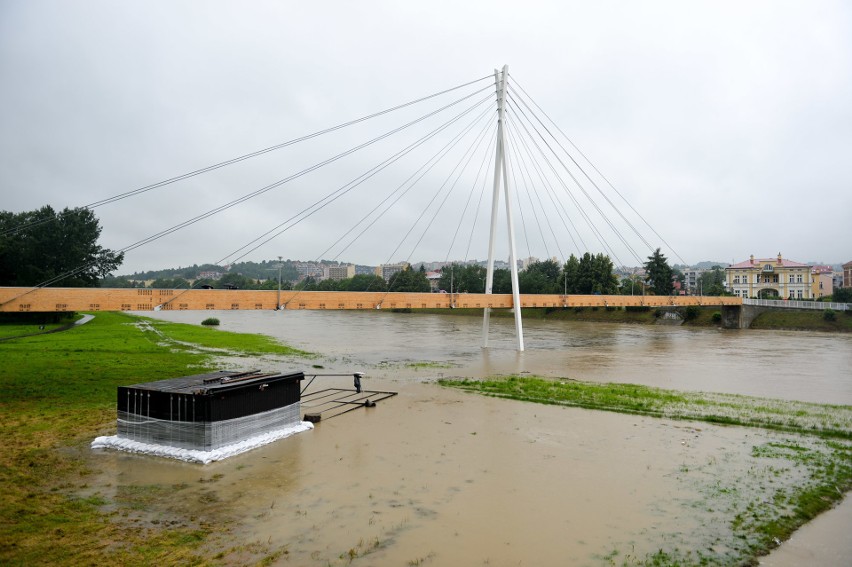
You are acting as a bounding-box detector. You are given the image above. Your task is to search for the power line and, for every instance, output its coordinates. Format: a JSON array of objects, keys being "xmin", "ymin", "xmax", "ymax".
[{"xmin": 1, "ymin": 75, "xmax": 493, "ymax": 238}]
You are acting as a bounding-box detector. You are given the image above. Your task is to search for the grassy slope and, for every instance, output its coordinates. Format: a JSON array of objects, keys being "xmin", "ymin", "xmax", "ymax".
[
  {"xmin": 750, "ymin": 310, "xmax": 852, "ymax": 332},
  {"xmin": 0, "ymin": 312, "xmax": 305, "ymax": 566}
]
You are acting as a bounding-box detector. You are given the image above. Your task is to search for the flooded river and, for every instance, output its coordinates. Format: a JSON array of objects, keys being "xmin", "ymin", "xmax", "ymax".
[{"xmin": 91, "ymin": 311, "xmax": 852, "ymax": 565}]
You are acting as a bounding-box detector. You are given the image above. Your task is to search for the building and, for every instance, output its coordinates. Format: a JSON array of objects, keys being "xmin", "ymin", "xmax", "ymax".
[
  {"xmin": 844, "ymin": 261, "xmax": 852, "ymax": 288},
  {"xmin": 726, "ymin": 253, "xmax": 813, "ymax": 299},
  {"xmin": 426, "ymin": 271, "xmax": 442, "ymax": 292},
  {"xmin": 681, "ymin": 268, "xmax": 704, "ymax": 294},
  {"xmin": 294, "ymin": 262, "xmax": 323, "ymax": 280},
  {"xmin": 811, "ymin": 265, "xmax": 834, "ymax": 299},
  {"xmin": 326, "ymin": 264, "xmax": 355, "ymax": 281},
  {"xmin": 375, "ymin": 262, "xmax": 409, "ymax": 282}
]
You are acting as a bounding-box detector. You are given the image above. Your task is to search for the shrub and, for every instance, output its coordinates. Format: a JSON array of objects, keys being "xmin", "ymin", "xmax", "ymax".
[
  {"xmin": 201, "ymin": 317, "xmax": 220, "ymax": 326},
  {"xmin": 625, "ymin": 306, "xmax": 651, "ymax": 313},
  {"xmin": 573, "ymin": 307, "xmax": 584, "ymax": 313},
  {"xmin": 711, "ymin": 311, "xmax": 722, "ymax": 323},
  {"xmin": 653, "ymin": 308, "xmax": 663, "ymax": 319},
  {"xmin": 684, "ymin": 306, "xmax": 700, "ymax": 321},
  {"xmin": 823, "ymin": 309, "xmax": 836, "ymax": 322}
]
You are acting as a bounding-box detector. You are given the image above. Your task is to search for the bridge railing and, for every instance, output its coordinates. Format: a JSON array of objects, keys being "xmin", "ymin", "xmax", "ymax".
[{"xmin": 743, "ymin": 298, "xmax": 850, "ymax": 311}]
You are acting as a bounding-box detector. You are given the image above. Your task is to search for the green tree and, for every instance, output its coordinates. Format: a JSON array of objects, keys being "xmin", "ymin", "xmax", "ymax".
[
  {"xmin": 438, "ymin": 264, "xmax": 486, "ymax": 293},
  {"xmin": 561, "ymin": 255, "xmax": 580, "ymax": 293},
  {"xmin": 388, "ymin": 266, "xmax": 430, "ymax": 292},
  {"xmin": 698, "ymin": 266, "xmax": 727, "ymax": 296},
  {"xmin": 149, "ymin": 277, "xmax": 190, "ymax": 289},
  {"xmin": 342, "ymin": 274, "xmax": 387, "ymax": 292},
  {"xmin": 520, "ymin": 260, "xmax": 561, "ymax": 294},
  {"xmin": 0, "ymin": 206, "xmax": 124, "ymax": 287},
  {"xmin": 832, "ymin": 287, "xmax": 852, "ymax": 303},
  {"xmin": 644, "ymin": 248, "xmax": 674, "ymax": 296},
  {"xmin": 314, "ymin": 278, "xmax": 340, "ymax": 291},
  {"xmin": 560, "ymin": 253, "xmax": 618, "ymax": 294},
  {"xmin": 100, "ymin": 275, "xmax": 144, "ymax": 288},
  {"xmin": 217, "ymin": 273, "xmax": 257, "ymax": 290},
  {"xmin": 492, "ymin": 268, "xmax": 512, "ymax": 293}
]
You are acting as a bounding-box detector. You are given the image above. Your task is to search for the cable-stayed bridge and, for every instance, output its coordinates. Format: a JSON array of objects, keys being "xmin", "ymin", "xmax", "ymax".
[{"xmin": 0, "ymin": 66, "xmax": 764, "ymax": 349}]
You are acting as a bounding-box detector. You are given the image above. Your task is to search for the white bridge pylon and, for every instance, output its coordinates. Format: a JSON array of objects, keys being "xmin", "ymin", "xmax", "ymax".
[{"xmin": 483, "ymin": 65, "xmax": 525, "ymax": 352}]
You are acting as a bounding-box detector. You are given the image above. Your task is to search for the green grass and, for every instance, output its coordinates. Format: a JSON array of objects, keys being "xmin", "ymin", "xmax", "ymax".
[
  {"xmin": 140, "ymin": 316, "xmax": 312, "ymax": 356},
  {"xmin": 440, "ymin": 375, "xmax": 852, "ymax": 565},
  {"xmin": 0, "ymin": 311, "xmax": 307, "ymax": 566},
  {"xmin": 0, "ymin": 314, "xmax": 80, "ymax": 339}
]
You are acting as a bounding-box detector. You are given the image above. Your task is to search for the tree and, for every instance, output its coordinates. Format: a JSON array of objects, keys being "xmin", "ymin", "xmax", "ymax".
[
  {"xmin": 520, "ymin": 260, "xmax": 560, "ymax": 294},
  {"xmin": 0, "ymin": 206, "xmax": 124, "ymax": 287},
  {"xmin": 295, "ymin": 276, "xmax": 317, "ymax": 290},
  {"xmin": 698, "ymin": 266, "xmax": 726, "ymax": 296},
  {"xmin": 492, "ymin": 268, "xmax": 512, "ymax": 293},
  {"xmin": 437, "ymin": 264, "xmax": 486, "ymax": 293},
  {"xmin": 387, "ymin": 266, "xmax": 430, "ymax": 292},
  {"xmin": 560, "ymin": 253, "xmax": 618, "ymax": 294},
  {"xmin": 562, "ymin": 255, "xmax": 580, "ymax": 293},
  {"xmin": 150, "ymin": 277, "xmax": 190, "ymax": 289},
  {"xmin": 217, "ymin": 272, "xmax": 256, "ymax": 290},
  {"xmin": 832, "ymin": 287, "xmax": 852, "ymax": 303},
  {"xmin": 342, "ymin": 274, "xmax": 387, "ymax": 292},
  {"xmin": 644, "ymin": 248, "xmax": 674, "ymax": 296}
]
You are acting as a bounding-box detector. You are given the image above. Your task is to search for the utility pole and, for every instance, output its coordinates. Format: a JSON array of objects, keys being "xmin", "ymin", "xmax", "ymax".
[{"xmin": 483, "ymin": 65, "xmax": 524, "ymax": 352}]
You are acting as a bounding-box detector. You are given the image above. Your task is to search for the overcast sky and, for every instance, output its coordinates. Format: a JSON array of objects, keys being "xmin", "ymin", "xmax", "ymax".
[{"xmin": 1, "ymin": 0, "xmax": 850, "ymax": 275}]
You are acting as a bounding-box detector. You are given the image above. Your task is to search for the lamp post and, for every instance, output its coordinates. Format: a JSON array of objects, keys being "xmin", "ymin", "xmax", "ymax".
[{"xmin": 277, "ymin": 256, "xmax": 283, "ymax": 309}]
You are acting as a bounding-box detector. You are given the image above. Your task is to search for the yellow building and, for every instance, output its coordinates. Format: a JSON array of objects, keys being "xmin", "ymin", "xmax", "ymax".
[
  {"xmin": 810, "ymin": 265, "xmax": 834, "ymax": 299},
  {"xmin": 326, "ymin": 264, "xmax": 355, "ymax": 281},
  {"xmin": 726, "ymin": 253, "xmax": 812, "ymax": 299}
]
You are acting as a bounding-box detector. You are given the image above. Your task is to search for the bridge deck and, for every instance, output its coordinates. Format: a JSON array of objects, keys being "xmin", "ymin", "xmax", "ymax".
[{"xmin": 0, "ymin": 287, "xmax": 741, "ymax": 313}]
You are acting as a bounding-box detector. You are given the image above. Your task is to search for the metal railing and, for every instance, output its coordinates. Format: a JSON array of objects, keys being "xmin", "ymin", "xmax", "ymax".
[{"xmin": 743, "ymin": 298, "xmax": 850, "ymax": 311}]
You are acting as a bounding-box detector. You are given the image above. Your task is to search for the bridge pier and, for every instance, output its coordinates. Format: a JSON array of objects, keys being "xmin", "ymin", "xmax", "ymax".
[{"xmin": 721, "ymin": 305, "xmax": 767, "ymax": 329}]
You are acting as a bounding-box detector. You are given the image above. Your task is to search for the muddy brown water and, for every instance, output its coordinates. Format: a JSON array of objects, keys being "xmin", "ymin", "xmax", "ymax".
[{"xmin": 90, "ymin": 310, "xmax": 852, "ymax": 565}]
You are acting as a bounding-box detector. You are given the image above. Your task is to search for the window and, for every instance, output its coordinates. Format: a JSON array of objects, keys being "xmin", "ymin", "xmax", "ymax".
[
  {"xmin": 734, "ymin": 275, "xmax": 740, "ymax": 284},
  {"xmin": 789, "ymin": 274, "xmax": 795, "ymax": 283},
  {"xmin": 797, "ymin": 290, "xmax": 803, "ymax": 299},
  {"xmin": 773, "ymin": 275, "xmax": 778, "ymax": 283},
  {"xmin": 797, "ymin": 274, "xmax": 803, "ymax": 283}
]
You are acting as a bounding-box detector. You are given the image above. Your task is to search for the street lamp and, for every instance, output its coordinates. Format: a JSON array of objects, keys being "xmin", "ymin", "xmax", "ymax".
[
  {"xmin": 277, "ymin": 256, "xmax": 283, "ymax": 309},
  {"xmin": 268, "ymin": 256, "xmax": 284, "ymax": 310}
]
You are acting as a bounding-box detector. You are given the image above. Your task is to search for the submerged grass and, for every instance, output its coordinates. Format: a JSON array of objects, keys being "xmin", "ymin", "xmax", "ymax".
[
  {"xmin": 440, "ymin": 376, "xmax": 852, "ymax": 439},
  {"xmin": 0, "ymin": 311, "xmax": 309, "ymax": 566},
  {"xmin": 440, "ymin": 376, "xmax": 852, "ymax": 565}
]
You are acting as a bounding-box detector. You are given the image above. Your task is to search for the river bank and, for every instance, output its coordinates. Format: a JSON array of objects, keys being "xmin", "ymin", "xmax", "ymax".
[{"xmin": 416, "ymin": 305, "xmax": 852, "ymax": 332}]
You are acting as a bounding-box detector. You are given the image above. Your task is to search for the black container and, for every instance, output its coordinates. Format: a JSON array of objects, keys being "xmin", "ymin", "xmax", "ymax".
[{"xmin": 118, "ymin": 370, "xmax": 304, "ymax": 423}]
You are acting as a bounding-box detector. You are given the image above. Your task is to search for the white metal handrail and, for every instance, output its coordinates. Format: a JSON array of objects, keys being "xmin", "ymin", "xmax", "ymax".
[{"xmin": 743, "ymin": 298, "xmax": 850, "ymax": 311}]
